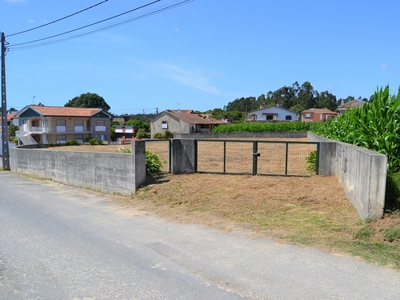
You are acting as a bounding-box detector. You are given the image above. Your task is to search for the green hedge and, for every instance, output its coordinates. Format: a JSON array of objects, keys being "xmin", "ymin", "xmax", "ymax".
[{"xmin": 213, "ymin": 121, "xmax": 313, "ymax": 133}]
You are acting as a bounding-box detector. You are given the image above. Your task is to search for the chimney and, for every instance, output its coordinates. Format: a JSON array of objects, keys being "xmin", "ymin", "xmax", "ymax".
[
  {"xmin": 341, "ymin": 99, "xmax": 344, "ymax": 106},
  {"xmin": 260, "ymin": 102, "xmax": 265, "ymax": 109},
  {"xmin": 277, "ymin": 101, "xmax": 283, "ymax": 108}
]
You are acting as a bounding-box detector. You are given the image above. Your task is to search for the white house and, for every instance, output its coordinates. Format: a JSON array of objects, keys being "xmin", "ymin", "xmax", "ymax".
[{"xmin": 247, "ymin": 103, "xmax": 297, "ymax": 122}]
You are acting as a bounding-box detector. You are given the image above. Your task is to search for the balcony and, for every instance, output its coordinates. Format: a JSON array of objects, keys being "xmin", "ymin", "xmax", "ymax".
[{"xmin": 20, "ymin": 126, "xmax": 91, "ymax": 134}]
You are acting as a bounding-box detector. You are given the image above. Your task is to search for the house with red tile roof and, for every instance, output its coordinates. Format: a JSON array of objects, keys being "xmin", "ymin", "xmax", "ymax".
[
  {"xmin": 14, "ymin": 105, "xmax": 112, "ymax": 145},
  {"xmin": 0, "ymin": 112, "xmax": 18, "ymax": 132},
  {"xmin": 301, "ymin": 108, "xmax": 338, "ymax": 122},
  {"xmin": 150, "ymin": 109, "xmax": 228, "ymax": 138},
  {"xmin": 337, "ymin": 99, "xmax": 367, "ymax": 115}
]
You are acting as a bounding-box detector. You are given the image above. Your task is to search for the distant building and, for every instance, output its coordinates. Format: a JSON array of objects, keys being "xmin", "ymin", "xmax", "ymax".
[
  {"xmin": 338, "ymin": 99, "xmax": 367, "ymax": 115},
  {"xmin": 0, "ymin": 112, "xmax": 18, "ymax": 132},
  {"xmin": 113, "ymin": 125, "xmax": 138, "ymax": 143},
  {"xmin": 14, "ymin": 105, "xmax": 111, "ymax": 145},
  {"xmin": 151, "ymin": 109, "xmax": 228, "ymax": 137},
  {"xmin": 246, "ymin": 103, "xmax": 297, "ymax": 122},
  {"xmin": 301, "ymin": 108, "xmax": 338, "ymax": 122}
]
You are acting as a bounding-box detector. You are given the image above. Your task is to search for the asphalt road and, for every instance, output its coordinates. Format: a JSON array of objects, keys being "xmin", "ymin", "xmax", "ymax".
[{"xmin": 0, "ymin": 172, "xmax": 399, "ymax": 300}]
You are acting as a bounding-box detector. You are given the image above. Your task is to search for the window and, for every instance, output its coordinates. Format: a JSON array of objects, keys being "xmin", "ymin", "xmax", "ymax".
[
  {"xmin": 95, "ymin": 120, "xmax": 106, "ymax": 132},
  {"xmin": 266, "ymin": 115, "xmax": 273, "ymax": 120},
  {"xmin": 74, "ymin": 120, "xmax": 83, "ymax": 132},
  {"xmin": 162, "ymin": 121, "xmax": 168, "ymax": 129},
  {"xmin": 305, "ymin": 113, "xmax": 311, "ymax": 120},
  {"xmin": 285, "ymin": 115, "xmax": 292, "ymax": 120},
  {"xmin": 56, "ymin": 120, "xmax": 66, "ymax": 132}
]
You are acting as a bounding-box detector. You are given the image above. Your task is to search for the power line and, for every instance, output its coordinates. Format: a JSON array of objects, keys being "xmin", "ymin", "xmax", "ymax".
[
  {"xmin": 8, "ymin": 0, "xmax": 193, "ymax": 51},
  {"xmin": 9, "ymin": 0, "xmax": 160, "ymax": 47},
  {"xmin": 6, "ymin": 0, "xmax": 109, "ymax": 38}
]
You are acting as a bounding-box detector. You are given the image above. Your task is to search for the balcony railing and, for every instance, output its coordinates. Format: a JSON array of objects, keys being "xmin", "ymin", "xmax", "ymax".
[{"xmin": 20, "ymin": 126, "xmax": 92, "ymax": 134}]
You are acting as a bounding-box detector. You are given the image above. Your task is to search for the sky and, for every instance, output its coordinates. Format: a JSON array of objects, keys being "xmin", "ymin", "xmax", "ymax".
[{"xmin": 1, "ymin": 0, "xmax": 400, "ymax": 116}]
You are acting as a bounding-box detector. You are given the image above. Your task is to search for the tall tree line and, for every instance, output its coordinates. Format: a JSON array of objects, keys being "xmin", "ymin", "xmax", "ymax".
[{"xmin": 225, "ymin": 81, "xmax": 369, "ymax": 114}]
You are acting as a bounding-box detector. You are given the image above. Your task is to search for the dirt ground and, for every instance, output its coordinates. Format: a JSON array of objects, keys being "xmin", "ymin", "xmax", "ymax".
[{"xmin": 41, "ymin": 138, "xmax": 353, "ymax": 232}]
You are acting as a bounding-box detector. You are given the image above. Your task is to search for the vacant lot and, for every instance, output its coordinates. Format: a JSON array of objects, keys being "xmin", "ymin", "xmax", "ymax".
[{"xmin": 42, "ymin": 138, "xmax": 400, "ymax": 269}]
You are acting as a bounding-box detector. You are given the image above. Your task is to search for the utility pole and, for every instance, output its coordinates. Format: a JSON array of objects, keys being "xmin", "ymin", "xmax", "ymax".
[{"xmin": 1, "ymin": 32, "xmax": 10, "ymax": 170}]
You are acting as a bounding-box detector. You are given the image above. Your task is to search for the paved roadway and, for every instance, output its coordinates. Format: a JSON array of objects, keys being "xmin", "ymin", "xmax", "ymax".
[{"xmin": 0, "ymin": 172, "xmax": 399, "ymax": 299}]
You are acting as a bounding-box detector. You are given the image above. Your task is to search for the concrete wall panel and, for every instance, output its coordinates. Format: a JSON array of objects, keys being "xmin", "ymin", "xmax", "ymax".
[
  {"xmin": 308, "ymin": 132, "xmax": 387, "ymax": 220},
  {"xmin": 10, "ymin": 147, "xmax": 146, "ymax": 195}
]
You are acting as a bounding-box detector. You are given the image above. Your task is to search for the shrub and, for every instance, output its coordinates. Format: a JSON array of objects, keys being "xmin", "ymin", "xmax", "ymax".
[
  {"xmin": 66, "ymin": 140, "xmax": 78, "ymax": 146},
  {"xmin": 8, "ymin": 124, "xmax": 19, "ymax": 140},
  {"xmin": 97, "ymin": 139, "xmax": 103, "ymax": 145},
  {"xmin": 49, "ymin": 142, "xmax": 55, "ymax": 147},
  {"xmin": 306, "ymin": 150, "xmax": 317, "ymax": 174},
  {"xmin": 213, "ymin": 121, "xmax": 313, "ymax": 134},
  {"xmin": 153, "ymin": 130, "xmax": 174, "ymax": 139},
  {"xmin": 164, "ymin": 130, "xmax": 174, "ymax": 139},
  {"xmin": 146, "ymin": 150, "xmax": 164, "ymax": 175},
  {"xmin": 153, "ymin": 132, "xmax": 163, "ymax": 139},
  {"xmin": 89, "ymin": 138, "xmax": 96, "ymax": 145},
  {"xmin": 116, "ymin": 148, "xmax": 164, "ymax": 174},
  {"xmin": 136, "ymin": 129, "xmax": 150, "ymax": 139}
]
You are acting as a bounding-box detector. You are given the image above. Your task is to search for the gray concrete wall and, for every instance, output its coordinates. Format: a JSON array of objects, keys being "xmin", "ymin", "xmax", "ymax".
[
  {"xmin": 174, "ymin": 132, "xmax": 308, "ymax": 139},
  {"xmin": 170, "ymin": 139, "xmax": 196, "ymax": 174},
  {"xmin": 10, "ymin": 140, "xmax": 147, "ymax": 195},
  {"xmin": 308, "ymin": 132, "xmax": 387, "ymax": 220}
]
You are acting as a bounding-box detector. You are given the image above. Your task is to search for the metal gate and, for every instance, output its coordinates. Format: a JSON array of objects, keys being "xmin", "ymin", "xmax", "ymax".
[{"xmin": 195, "ymin": 140, "xmax": 319, "ymax": 176}]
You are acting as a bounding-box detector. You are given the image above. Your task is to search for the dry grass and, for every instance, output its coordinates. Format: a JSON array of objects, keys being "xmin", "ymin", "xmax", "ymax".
[{"xmin": 43, "ymin": 138, "xmax": 400, "ymax": 270}]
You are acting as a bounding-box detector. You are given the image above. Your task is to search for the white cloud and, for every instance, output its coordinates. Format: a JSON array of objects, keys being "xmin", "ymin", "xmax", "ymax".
[
  {"xmin": 126, "ymin": 58, "xmax": 230, "ymax": 96},
  {"xmin": 27, "ymin": 18, "xmax": 35, "ymax": 23},
  {"xmin": 381, "ymin": 63, "xmax": 388, "ymax": 71},
  {"xmin": 160, "ymin": 63, "xmax": 220, "ymax": 95}
]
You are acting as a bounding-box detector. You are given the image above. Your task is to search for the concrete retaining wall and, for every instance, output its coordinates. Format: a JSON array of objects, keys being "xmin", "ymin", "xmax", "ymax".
[
  {"xmin": 9, "ymin": 140, "xmax": 147, "ymax": 195},
  {"xmin": 308, "ymin": 132, "xmax": 387, "ymax": 220}
]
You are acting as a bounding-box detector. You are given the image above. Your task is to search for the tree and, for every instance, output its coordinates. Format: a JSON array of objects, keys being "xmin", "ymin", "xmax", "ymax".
[
  {"xmin": 315, "ymin": 91, "xmax": 337, "ymax": 111},
  {"xmin": 8, "ymin": 124, "xmax": 18, "ymax": 141},
  {"xmin": 298, "ymin": 81, "xmax": 316, "ymax": 109},
  {"xmin": 289, "ymin": 104, "xmax": 305, "ymax": 114},
  {"xmin": 65, "ymin": 92, "xmax": 110, "ymax": 112},
  {"xmin": 226, "ymin": 96, "xmax": 257, "ymax": 112}
]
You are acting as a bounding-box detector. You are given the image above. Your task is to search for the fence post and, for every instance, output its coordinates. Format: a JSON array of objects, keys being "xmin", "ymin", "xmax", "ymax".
[
  {"xmin": 132, "ymin": 140, "xmax": 146, "ymax": 189},
  {"xmin": 171, "ymin": 139, "xmax": 196, "ymax": 174},
  {"xmin": 252, "ymin": 141, "xmax": 258, "ymax": 175}
]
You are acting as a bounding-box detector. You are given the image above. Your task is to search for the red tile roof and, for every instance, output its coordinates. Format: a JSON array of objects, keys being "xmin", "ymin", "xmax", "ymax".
[
  {"xmin": 30, "ymin": 106, "xmax": 103, "ymax": 117},
  {"xmin": 165, "ymin": 110, "xmax": 228, "ymax": 124},
  {"xmin": 7, "ymin": 113, "xmax": 16, "ymax": 120},
  {"xmin": 302, "ymin": 108, "xmax": 337, "ymax": 115}
]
